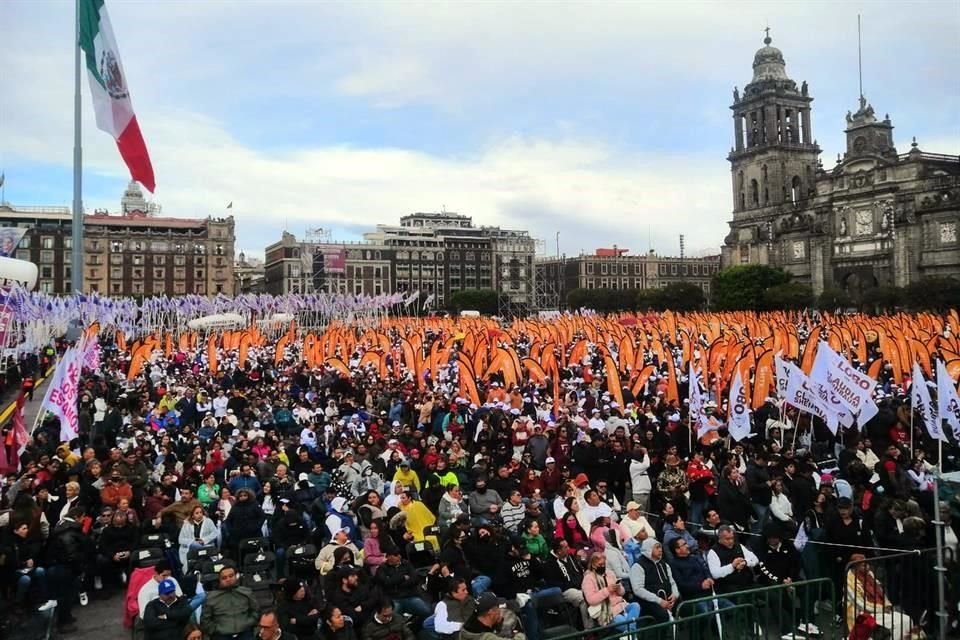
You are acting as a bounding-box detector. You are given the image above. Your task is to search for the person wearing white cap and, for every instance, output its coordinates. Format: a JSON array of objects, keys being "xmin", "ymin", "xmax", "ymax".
[
  {"xmin": 588, "ymin": 409, "xmax": 605, "ymax": 432},
  {"xmin": 315, "ymin": 527, "xmax": 363, "ymax": 575}
]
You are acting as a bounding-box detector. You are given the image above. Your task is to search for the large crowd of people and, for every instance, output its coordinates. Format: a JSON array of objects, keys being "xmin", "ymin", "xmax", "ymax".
[{"xmin": 0, "ymin": 317, "xmax": 958, "ymax": 640}]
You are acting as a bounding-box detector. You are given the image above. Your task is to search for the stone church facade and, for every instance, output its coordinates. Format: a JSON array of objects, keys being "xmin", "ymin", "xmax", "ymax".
[{"xmin": 721, "ymin": 33, "xmax": 960, "ymax": 297}]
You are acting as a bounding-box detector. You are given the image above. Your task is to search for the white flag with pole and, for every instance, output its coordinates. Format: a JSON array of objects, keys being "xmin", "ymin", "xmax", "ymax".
[
  {"xmin": 935, "ymin": 359, "xmax": 960, "ymax": 440},
  {"xmin": 727, "ymin": 370, "xmax": 752, "ymax": 442},
  {"xmin": 912, "ymin": 361, "xmax": 945, "ymax": 441}
]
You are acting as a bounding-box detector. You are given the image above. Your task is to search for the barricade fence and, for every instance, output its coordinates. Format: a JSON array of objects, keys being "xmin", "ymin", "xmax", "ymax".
[
  {"xmin": 843, "ymin": 547, "xmax": 954, "ymax": 639},
  {"xmin": 544, "ymin": 579, "xmax": 838, "ymax": 640}
]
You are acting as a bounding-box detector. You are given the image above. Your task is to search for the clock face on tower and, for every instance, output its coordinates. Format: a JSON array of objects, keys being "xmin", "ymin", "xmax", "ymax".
[{"xmin": 855, "ymin": 210, "xmax": 873, "ymax": 236}]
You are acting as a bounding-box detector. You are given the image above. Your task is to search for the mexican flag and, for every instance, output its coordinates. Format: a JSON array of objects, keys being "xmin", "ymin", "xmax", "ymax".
[{"xmin": 78, "ymin": 0, "xmax": 155, "ymax": 192}]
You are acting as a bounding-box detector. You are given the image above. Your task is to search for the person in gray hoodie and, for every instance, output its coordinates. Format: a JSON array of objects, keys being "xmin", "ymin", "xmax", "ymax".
[
  {"xmin": 628, "ymin": 538, "xmax": 679, "ymax": 624},
  {"xmin": 438, "ymin": 484, "xmax": 468, "ymax": 532},
  {"xmin": 467, "ymin": 478, "xmax": 502, "ymax": 525}
]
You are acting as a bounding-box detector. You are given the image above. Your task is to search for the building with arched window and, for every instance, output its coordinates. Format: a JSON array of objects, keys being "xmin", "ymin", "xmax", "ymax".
[{"xmin": 721, "ymin": 31, "xmax": 959, "ymax": 297}]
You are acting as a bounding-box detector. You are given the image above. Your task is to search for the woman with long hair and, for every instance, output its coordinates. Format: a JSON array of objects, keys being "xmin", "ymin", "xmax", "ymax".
[
  {"xmin": 321, "ymin": 606, "xmax": 357, "ymax": 640},
  {"xmin": 554, "ymin": 500, "xmax": 591, "ymax": 555},
  {"xmin": 362, "ymin": 519, "xmax": 389, "ymax": 575},
  {"xmin": 355, "ymin": 490, "xmax": 386, "ymax": 536}
]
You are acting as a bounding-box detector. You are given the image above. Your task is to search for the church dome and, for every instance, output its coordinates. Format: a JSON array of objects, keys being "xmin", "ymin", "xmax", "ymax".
[{"xmin": 752, "ymin": 34, "xmax": 788, "ymax": 82}]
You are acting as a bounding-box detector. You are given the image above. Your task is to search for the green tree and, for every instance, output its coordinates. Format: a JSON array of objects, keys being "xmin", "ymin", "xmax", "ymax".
[
  {"xmin": 652, "ymin": 282, "xmax": 706, "ymax": 311},
  {"xmin": 567, "ymin": 288, "xmax": 638, "ymax": 313},
  {"xmin": 763, "ymin": 282, "xmax": 813, "ymax": 310},
  {"xmin": 861, "ymin": 285, "xmax": 903, "ymax": 314},
  {"xmin": 903, "ymin": 277, "xmax": 960, "ymax": 312},
  {"xmin": 817, "ymin": 287, "xmax": 853, "ymax": 311},
  {"xmin": 448, "ymin": 289, "xmax": 499, "ymax": 315},
  {"xmin": 711, "ymin": 265, "xmax": 790, "ymax": 311}
]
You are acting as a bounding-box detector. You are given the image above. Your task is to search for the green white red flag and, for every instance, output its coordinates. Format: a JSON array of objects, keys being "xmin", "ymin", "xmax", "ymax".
[{"xmin": 78, "ymin": 0, "xmax": 155, "ymax": 192}]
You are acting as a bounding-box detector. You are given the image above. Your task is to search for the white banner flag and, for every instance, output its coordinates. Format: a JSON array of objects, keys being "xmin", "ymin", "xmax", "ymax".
[
  {"xmin": 774, "ymin": 354, "xmax": 791, "ymax": 401},
  {"xmin": 688, "ymin": 362, "xmax": 704, "ymax": 419},
  {"xmin": 936, "ymin": 359, "xmax": 960, "ymax": 439},
  {"xmin": 727, "ymin": 370, "xmax": 752, "ymax": 441},
  {"xmin": 784, "ymin": 358, "xmax": 853, "ymax": 435},
  {"xmin": 403, "ymin": 290, "xmax": 420, "ymax": 308},
  {"xmin": 38, "ymin": 346, "xmax": 83, "ymax": 443},
  {"xmin": 912, "ymin": 362, "xmax": 945, "ymax": 441},
  {"xmin": 810, "ymin": 342, "xmax": 879, "ymax": 425}
]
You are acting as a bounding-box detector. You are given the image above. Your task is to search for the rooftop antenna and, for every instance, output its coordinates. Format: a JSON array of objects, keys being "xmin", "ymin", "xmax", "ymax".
[{"xmin": 858, "ymin": 14, "xmax": 865, "ymax": 108}]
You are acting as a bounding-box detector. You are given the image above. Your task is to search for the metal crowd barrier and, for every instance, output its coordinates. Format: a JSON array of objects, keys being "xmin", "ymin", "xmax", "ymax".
[{"xmin": 843, "ymin": 547, "xmax": 954, "ymax": 639}]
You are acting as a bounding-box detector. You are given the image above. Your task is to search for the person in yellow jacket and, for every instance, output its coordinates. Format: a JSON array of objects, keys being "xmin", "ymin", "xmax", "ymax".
[
  {"xmin": 396, "ymin": 490, "xmax": 439, "ymax": 549},
  {"xmin": 392, "ymin": 459, "xmax": 420, "ymax": 492}
]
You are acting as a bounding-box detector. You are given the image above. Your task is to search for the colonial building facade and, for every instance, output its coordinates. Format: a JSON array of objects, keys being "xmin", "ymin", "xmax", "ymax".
[
  {"xmin": 535, "ymin": 249, "xmax": 720, "ymax": 306},
  {"xmin": 264, "ymin": 213, "xmax": 536, "ymax": 310},
  {"xmin": 721, "ymin": 33, "xmax": 960, "ymax": 297},
  {"xmin": 0, "ymin": 182, "xmax": 236, "ymax": 296}
]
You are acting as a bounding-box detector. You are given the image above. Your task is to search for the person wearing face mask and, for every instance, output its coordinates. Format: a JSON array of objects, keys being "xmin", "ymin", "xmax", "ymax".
[
  {"xmin": 581, "ymin": 551, "xmax": 640, "ymax": 631},
  {"xmin": 467, "ymin": 477, "xmax": 503, "ymax": 525}
]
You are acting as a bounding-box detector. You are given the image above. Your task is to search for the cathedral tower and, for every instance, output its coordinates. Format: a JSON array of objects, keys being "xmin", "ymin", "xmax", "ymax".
[{"xmin": 725, "ymin": 31, "xmax": 821, "ymax": 265}]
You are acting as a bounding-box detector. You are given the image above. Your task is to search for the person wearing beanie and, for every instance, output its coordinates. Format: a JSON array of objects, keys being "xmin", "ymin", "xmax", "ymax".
[{"xmin": 277, "ymin": 579, "xmax": 322, "ymax": 640}]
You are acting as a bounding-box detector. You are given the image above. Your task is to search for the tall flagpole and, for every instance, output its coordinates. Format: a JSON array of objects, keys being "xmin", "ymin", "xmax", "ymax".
[{"xmin": 72, "ymin": 0, "xmax": 84, "ymax": 294}]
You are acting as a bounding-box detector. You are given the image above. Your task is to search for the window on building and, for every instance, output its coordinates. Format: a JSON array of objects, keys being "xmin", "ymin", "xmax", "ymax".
[
  {"xmin": 41, "ymin": 266, "xmax": 53, "ymax": 279},
  {"xmin": 196, "ymin": 269, "xmax": 205, "ymax": 279},
  {"xmin": 174, "ymin": 282, "xmax": 186, "ymax": 294},
  {"xmin": 153, "ymin": 268, "xmax": 164, "ymax": 279},
  {"xmin": 111, "ymin": 267, "xmax": 122, "ymax": 279},
  {"xmin": 111, "ymin": 282, "xmax": 121, "ymax": 294},
  {"xmin": 215, "ymin": 284, "xmax": 223, "ymax": 293},
  {"xmin": 215, "ymin": 244, "xmax": 224, "ymax": 256},
  {"xmin": 40, "ymin": 250, "xmax": 55, "ymax": 263},
  {"xmin": 15, "ymin": 250, "xmax": 29, "ymax": 261},
  {"xmin": 20, "ymin": 236, "xmax": 31, "ymax": 249},
  {"xmin": 659, "ymin": 264, "xmax": 667, "ymax": 275},
  {"xmin": 750, "ymin": 179, "xmax": 759, "ymax": 207},
  {"xmin": 739, "ymin": 245, "xmax": 750, "ymax": 264},
  {"xmin": 154, "ymin": 255, "xmax": 166, "ymax": 265},
  {"xmin": 194, "ymin": 244, "xmax": 205, "ymax": 254},
  {"xmin": 195, "ymin": 257, "xmax": 204, "ymax": 266},
  {"xmin": 174, "ymin": 255, "xmax": 186, "ymax": 266},
  {"xmin": 682, "ymin": 265, "xmax": 688, "ymax": 275},
  {"xmin": 40, "ymin": 281, "xmax": 55, "ymax": 293},
  {"xmin": 195, "ymin": 283, "xmax": 205, "ymax": 295},
  {"xmin": 41, "ymin": 236, "xmax": 54, "ymax": 249},
  {"xmin": 692, "ymin": 265, "xmax": 699, "ymax": 275},
  {"xmin": 132, "ymin": 282, "xmax": 144, "ymax": 294},
  {"xmin": 110, "ymin": 254, "xmax": 122, "ymax": 265},
  {"xmin": 132, "ymin": 255, "xmax": 143, "ymax": 266},
  {"xmin": 153, "ymin": 281, "xmax": 166, "ymax": 295},
  {"xmin": 133, "ymin": 268, "xmax": 143, "ymax": 279},
  {"xmin": 671, "ymin": 264, "xmax": 678, "ymax": 275}
]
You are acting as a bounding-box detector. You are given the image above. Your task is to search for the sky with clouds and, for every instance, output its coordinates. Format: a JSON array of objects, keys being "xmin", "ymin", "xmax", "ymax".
[{"xmin": 2, "ymin": 0, "xmax": 958, "ymax": 260}]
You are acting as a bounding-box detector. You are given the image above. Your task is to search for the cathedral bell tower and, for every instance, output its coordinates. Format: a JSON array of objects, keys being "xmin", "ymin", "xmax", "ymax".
[{"xmin": 725, "ymin": 30, "xmax": 821, "ymax": 266}]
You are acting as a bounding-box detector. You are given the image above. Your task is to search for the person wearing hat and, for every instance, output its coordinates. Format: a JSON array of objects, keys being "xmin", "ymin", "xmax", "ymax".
[
  {"xmin": 460, "ymin": 592, "xmax": 524, "ymax": 640},
  {"xmin": 317, "ymin": 524, "xmax": 364, "ymax": 575},
  {"xmin": 142, "ymin": 577, "xmax": 193, "ymax": 640},
  {"xmin": 467, "ymin": 477, "xmax": 503, "ymax": 525},
  {"xmin": 391, "ymin": 458, "xmax": 421, "ymax": 493},
  {"xmin": 277, "ymin": 578, "xmax": 322, "ymax": 640},
  {"xmin": 619, "ymin": 501, "xmax": 656, "ymax": 541},
  {"xmin": 100, "ymin": 470, "xmax": 134, "ymax": 508},
  {"xmin": 755, "ymin": 523, "xmax": 820, "ymax": 636}
]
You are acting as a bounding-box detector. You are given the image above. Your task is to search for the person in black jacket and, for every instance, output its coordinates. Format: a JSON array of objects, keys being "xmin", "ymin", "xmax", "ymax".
[
  {"xmin": 540, "ymin": 538, "xmax": 590, "ymax": 628},
  {"xmin": 143, "ymin": 578, "xmax": 193, "ymax": 640},
  {"xmin": 745, "ymin": 451, "xmax": 773, "ymax": 534},
  {"xmin": 375, "ymin": 547, "xmax": 432, "ymax": 619},
  {"xmin": 755, "ymin": 524, "xmax": 820, "ymax": 636},
  {"xmin": 47, "ymin": 508, "xmax": 92, "ymax": 633},
  {"xmin": 224, "ymin": 487, "xmax": 266, "ymax": 550},
  {"xmin": 0, "ymin": 520, "xmax": 47, "ymax": 606},
  {"xmin": 327, "ymin": 566, "xmax": 380, "ymax": 626},
  {"xmin": 716, "ymin": 466, "xmax": 752, "ymax": 531},
  {"xmin": 96, "ymin": 511, "xmax": 138, "ymax": 589},
  {"xmin": 277, "ymin": 579, "xmax": 322, "ymax": 640}
]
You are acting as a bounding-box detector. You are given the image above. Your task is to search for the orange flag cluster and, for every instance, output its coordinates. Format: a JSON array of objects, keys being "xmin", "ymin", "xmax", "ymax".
[{"xmin": 108, "ymin": 310, "xmax": 960, "ymax": 407}]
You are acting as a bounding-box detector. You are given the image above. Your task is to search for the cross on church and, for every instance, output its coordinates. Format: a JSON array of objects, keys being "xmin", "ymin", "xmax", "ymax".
[{"xmin": 764, "ymin": 26, "xmax": 770, "ymax": 39}]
